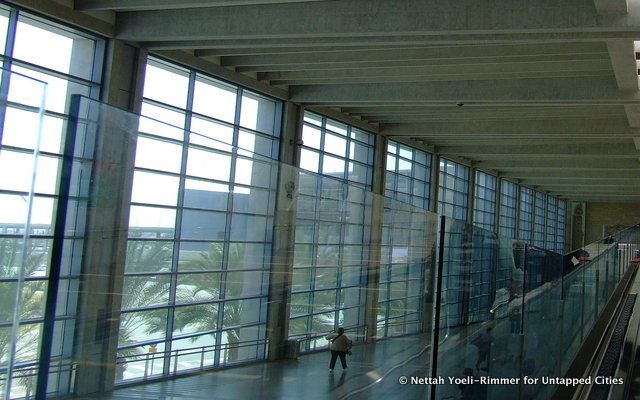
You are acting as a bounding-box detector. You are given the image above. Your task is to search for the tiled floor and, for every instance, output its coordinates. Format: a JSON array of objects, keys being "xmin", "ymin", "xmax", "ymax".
[{"xmin": 86, "ymin": 334, "xmax": 433, "ymax": 400}]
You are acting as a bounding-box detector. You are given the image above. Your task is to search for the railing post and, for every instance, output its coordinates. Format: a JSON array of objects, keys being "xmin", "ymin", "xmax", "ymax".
[
  {"xmin": 200, "ymin": 347, "xmax": 205, "ymax": 370},
  {"xmin": 430, "ymin": 216, "xmax": 446, "ymax": 400},
  {"xmin": 144, "ymin": 354, "xmax": 149, "ymax": 380},
  {"xmin": 580, "ymin": 269, "xmax": 586, "ymax": 341},
  {"xmin": 595, "ymin": 269, "xmax": 600, "ymax": 320},
  {"xmin": 173, "ymin": 350, "xmax": 179, "ymax": 374}
]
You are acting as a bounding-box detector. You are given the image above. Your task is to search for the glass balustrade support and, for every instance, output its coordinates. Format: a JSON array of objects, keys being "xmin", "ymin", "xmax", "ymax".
[{"xmin": 0, "ymin": 68, "xmax": 46, "ymax": 400}]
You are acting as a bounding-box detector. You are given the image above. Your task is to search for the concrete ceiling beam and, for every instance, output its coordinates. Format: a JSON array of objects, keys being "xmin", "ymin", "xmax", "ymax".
[
  {"xmin": 114, "ymin": 0, "xmax": 640, "ymax": 42},
  {"xmin": 76, "ymin": 0, "xmax": 325, "ymax": 11},
  {"xmin": 222, "ymin": 42, "xmax": 607, "ymax": 67},
  {"xmin": 289, "ymin": 76, "xmax": 640, "ymax": 105},
  {"xmin": 382, "ymin": 118, "xmax": 638, "ymax": 135}
]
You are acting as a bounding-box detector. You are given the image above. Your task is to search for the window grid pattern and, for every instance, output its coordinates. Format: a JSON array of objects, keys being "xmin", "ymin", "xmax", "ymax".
[
  {"xmin": 468, "ymin": 228, "xmax": 499, "ymax": 324},
  {"xmin": 557, "ymin": 200, "xmax": 566, "ymax": 253},
  {"xmin": 299, "ymin": 112, "xmax": 374, "ymax": 189},
  {"xmin": 437, "ymin": 159, "xmax": 470, "ymax": 222},
  {"xmin": 472, "ymin": 171, "xmax": 497, "ymax": 232},
  {"xmin": 545, "ymin": 196, "xmax": 558, "ymax": 251},
  {"xmin": 498, "ymin": 180, "xmax": 518, "ymax": 239},
  {"xmin": 385, "ymin": 140, "xmax": 432, "ymax": 210},
  {"xmin": 290, "ymin": 112, "xmax": 375, "ymax": 352},
  {"xmin": 119, "ymin": 56, "xmax": 282, "ymax": 381},
  {"xmin": 378, "ymin": 202, "xmax": 431, "ymax": 337},
  {"xmin": 0, "ymin": 6, "xmax": 103, "ymax": 397},
  {"xmin": 533, "ymin": 191, "xmax": 546, "ymax": 248},
  {"xmin": 518, "ymin": 187, "xmax": 533, "ymax": 244}
]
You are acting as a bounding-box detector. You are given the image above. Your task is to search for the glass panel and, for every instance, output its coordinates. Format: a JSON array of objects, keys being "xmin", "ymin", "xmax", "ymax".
[
  {"xmin": 143, "ymin": 60, "xmax": 189, "ymax": 109},
  {"xmin": 192, "ymin": 75, "xmax": 236, "ymax": 123},
  {"xmin": 240, "ymin": 91, "xmax": 276, "ymax": 135},
  {"xmin": 15, "ymin": 16, "xmax": 95, "ymax": 80},
  {"xmin": 139, "ymin": 102, "xmax": 185, "ymax": 141}
]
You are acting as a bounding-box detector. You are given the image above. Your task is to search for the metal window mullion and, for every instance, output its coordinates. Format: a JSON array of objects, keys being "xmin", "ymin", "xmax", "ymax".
[
  {"xmin": 302, "ymin": 116, "xmax": 326, "ymax": 348},
  {"xmin": 214, "ymin": 86, "xmax": 244, "ymax": 365},
  {"xmin": 162, "ymin": 70, "xmax": 195, "ymax": 375},
  {"xmin": 0, "ymin": 8, "xmax": 18, "ymax": 145},
  {"xmin": 335, "ymin": 187, "xmax": 349, "ymax": 329},
  {"xmin": 305, "ymin": 178, "xmax": 322, "ymax": 351}
]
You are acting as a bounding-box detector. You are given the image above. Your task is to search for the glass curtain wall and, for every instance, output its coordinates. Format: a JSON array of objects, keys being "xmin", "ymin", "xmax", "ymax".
[
  {"xmin": 545, "ymin": 196, "xmax": 558, "ymax": 251},
  {"xmin": 118, "ymin": 57, "xmax": 281, "ymax": 381},
  {"xmin": 518, "ymin": 186, "xmax": 533, "ymax": 244},
  {"xmin": 290, "ymin": 112, "xmax": 375, "ymax": 352},
  {"xmin": 533, "ymin": 191, "xmax": 546, "ymax": 248},
  {"xmin": 498, "ymin": 179, "xmax": 517, "ymax": 239},
  {"xmin": 0, "ymin": 6, "xmax": 103, "ymax": 398},
  {"xmin": 379, "ymin": 141, "xmax": 435, "ymax": 337},
  {"xmin": 557, "ymin": 200, "xmax": 566, "ymax": 253},
  {"xmin": 472, "ymin": 171, "xmax": 497, "ymax": 232},
  {"xmin": 437, "ymin": 159, "xmax": 470, "ymax": 222},
  {"xmin": 384, "ymin": 140, "xmax": 432, "ymax": 210},
  {"xmin": 0, "ymin": 70, "xmax": 46, "ymax": 400}
]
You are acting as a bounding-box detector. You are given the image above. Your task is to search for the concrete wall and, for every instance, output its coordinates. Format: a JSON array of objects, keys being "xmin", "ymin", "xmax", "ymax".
[{"xmin": 584, "ymin": 202, "xmax": 640, "ymax": 243}]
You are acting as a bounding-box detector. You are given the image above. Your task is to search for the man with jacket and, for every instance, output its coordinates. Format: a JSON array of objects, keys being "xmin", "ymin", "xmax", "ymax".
[{"xmin": 325, "ymin": 327, "xmax": 352, "ymax": 372}]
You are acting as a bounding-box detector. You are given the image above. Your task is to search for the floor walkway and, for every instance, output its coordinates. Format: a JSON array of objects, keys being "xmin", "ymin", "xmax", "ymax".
[{"xmin": 86, "ymin": 334, "xmax": 432, "ymax": 400}]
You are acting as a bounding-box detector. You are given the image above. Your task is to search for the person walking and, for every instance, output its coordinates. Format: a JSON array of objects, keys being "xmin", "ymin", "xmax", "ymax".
[
  {"xmin": 325, "ymin": 327, "xmax": 352, "ymax": 372},
  {"xmin": 473, "ymin": 327, "xmax": 495, "ymax": 372}
]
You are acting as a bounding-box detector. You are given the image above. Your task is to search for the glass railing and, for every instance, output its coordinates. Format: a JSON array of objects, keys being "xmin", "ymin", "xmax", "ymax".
[
  {"xmin": 26, "ymin": 95, "xmax": 440, "ymax": 396},
  {"xmin": 432, "ymin": 220, "xmax": 639, "ymax": 400},
  {"xmin": 1, "ymin": 93, "xmax": 638, "ymax": 399},
  {"xmin": 0, "ymin": 69, "xmax": 47, "ymax": 400}
]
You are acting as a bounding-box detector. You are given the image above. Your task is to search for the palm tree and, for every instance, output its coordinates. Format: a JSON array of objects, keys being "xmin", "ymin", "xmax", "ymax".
[
  {"xmin": 117, "ymin": 239, "xmax": 173, "ymax": 376},
  {"xmin": 0, "ymin": 236, "xmax": 49, "ymax": 396}
]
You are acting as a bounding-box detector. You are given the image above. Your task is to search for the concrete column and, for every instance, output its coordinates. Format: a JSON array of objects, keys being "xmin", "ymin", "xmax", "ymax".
[
  {"xmin": 266, "ymin": 101, "xmax": 300, "ymax": 360},
  {"xmin": 364, "ymin": 134, "xmax": 386, "ymax": 342},
  {"xmin": 430, "ymin": 154, "xmax": 440, "ymax": 213},
  {"xmin": 494, "ymin": 175, "xmax": 502, "ymax": 235},
  {"xmin": 101, "ymin": 40, "xmax": 145, "ymax": 111},
  {"xmin": 466, "ymin": 165, "xmax": 476, "ymax": 226},
  {"xmin": 514, "ymin": 181, "xmax": 522, "ymax": 241},
  {"xmin": 72, "ymin": 39, "xmax": 142, "ymax": 395}
]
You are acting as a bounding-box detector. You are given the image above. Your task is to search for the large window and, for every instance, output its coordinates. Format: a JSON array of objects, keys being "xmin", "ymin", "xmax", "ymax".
[
  {"xmin": 472, "ymin": 171, "xmax": 497, "ymax": 232},
  {"xmin": 298, "ymin": 112, "xmax": 374, "ymax": 188},
  {"xmin": 385, "ymin": 140, "xmax": 432, "ymax": 210},
  {"xmin": 0, "ymin": 6, "xmax": 103, "ymax": 398},
  {"xmin": 533, "ymin": 191, "xmax": 546, "ymax": 248},
  {"xmin": 545, "ymin": 196, "xmax": 558, "ymax": 251},
  {"xmin": 498, "ymin": 180, "xmax": 518, "ymax": 239},
  {"xmin": 378, "ymin": 200, "xmax": 434, "ymax": 337},
  {"xmin": 290, "ymin": 112, "xmax": 375, "ymax": 352},
  {"xmin": 118, "ymin": 57, "xmax": 281, "ymax": 381},
  {"xmin": 557, "ymin": 200, "xmax": 566, "ymax": 253},
  {"xmin": 518, "ymin": 187, "xmax": 533, "ymax": 244},
  {"xmin": 438, "ymin": 159, "xmax": 470, "ymax": 222}
]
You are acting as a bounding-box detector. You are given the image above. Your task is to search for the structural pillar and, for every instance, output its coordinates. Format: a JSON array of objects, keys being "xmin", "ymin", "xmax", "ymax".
[
  {"xmin": 266, "ymin": 101, "xmax": 301, "ymax": 360},
  {"xmin": 72, "ymin": 39, "xmax": 143, "ymax": 395},
  {"xmin": 364, "ymin": 134, "xmax": 387, "ymax": 342}
]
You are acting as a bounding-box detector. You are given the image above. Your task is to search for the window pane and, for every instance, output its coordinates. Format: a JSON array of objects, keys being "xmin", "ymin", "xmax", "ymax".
[
  {"xmin": 143, "ymin": 61, "xmax": 189, "ymax": 108},
  {"xmin": 193, "ymin": 75, "xmax": 236, "ymax": 123},
  {"xmin": 139, "ymin": 102, "xmax": 185, "ymax": 141},
  {"xmin": 135, "ymin": 137, "xmax": 183, "ymax": 173},
  {"xmin": 187, "ymin": 147, "xmax": 231, "ymax": 181},
  {"xmin": 119, "ymin": 309, "xmax": 168, "ymax": 346},
  {"xmin": 240, "ymin": 91, "xmax": 276, "ymax": 135},
  {"xmin": 131, "ymin": 171, "xmax": 179, "ymax": 206},
  {"xmin": 15, "ymin": 16, "xmax": 95, "ymax": 80}
]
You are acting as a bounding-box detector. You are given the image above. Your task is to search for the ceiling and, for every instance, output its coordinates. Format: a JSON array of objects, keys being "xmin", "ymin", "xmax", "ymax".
[{"xmin": 62, "ymin": 0, "xmax": 640, "ymax": 201}]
